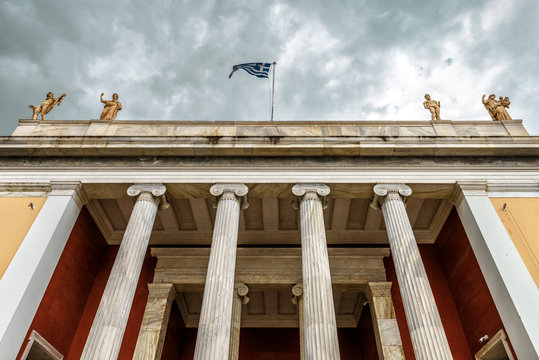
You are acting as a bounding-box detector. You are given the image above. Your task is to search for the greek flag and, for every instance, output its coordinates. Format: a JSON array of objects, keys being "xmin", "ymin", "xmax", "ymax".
[{"xmin": 229, "ymin": 62, "xmax": 272, "ymax": 79}]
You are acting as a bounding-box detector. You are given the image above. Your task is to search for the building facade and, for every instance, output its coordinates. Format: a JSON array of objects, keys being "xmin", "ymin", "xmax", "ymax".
[{"xmin": 0, "ymin": 119, "xmax": 538, "ymax": 359}]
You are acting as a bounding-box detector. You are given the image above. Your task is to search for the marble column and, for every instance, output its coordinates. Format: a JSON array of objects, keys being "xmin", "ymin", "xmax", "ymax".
[
  {"xmin": 194, "ymin": 184, "xmax": 248, "ymax": 360},
  {"xmin": 371, "ymin": 184, "xmax": 452, "ymax": 360},
  {"xmin": 81, "ymin": 184, "xmax": 168, "ymax": 360},
  {"xmin": 291, "ymin": 284, "xmax": 305, "ymax": 360},
  {"xmin": 292, "ymin": 183, "xmax": 340, "ymax": 360},
  {"xmin": 229, "ymin": 283, "xmax": 249, "ymax": 360},
  {"xmin": 133, "ymin": 283, "xmax": 177, "ymax": 360},
  {"xmin": 365, "ymin": 282, "xmax": 405, "ymax": 360}
]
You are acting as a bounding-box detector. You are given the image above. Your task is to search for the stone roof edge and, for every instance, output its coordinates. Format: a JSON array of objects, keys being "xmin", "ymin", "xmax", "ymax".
[
  {"xmin": 15, "ymin": 119, "xmax": 525, "ymax": 126},
  {"xmin": 1, "ymin": 135, "xmax": 539, "ymax": 157}
]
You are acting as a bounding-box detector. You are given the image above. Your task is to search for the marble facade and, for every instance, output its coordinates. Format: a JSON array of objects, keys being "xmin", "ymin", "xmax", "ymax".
[{"xmin": 1, "ymin": 119, "xmax": 538, "ymax": 360}]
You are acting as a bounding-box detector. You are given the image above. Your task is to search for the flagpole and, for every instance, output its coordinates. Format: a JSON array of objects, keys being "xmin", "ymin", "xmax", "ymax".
[{"xmin": 271, "ymin": 61, "xmax": 276, "ymax": 121}]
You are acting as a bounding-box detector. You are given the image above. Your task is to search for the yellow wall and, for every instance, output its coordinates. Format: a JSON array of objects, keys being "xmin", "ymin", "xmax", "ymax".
[
  {"xmin": 491, "ymin": 198, "xmax": 539, "ymax": 287},
  {"xmin": 0, "ymin": 197, "xmax": 46, "ymax": 278}
]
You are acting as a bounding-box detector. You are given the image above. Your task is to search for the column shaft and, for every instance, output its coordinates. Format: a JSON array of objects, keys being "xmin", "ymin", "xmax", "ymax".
[
  {"xmin": 194, "ymin": 184, "xmax": 248, "ymax": 360},
  {"xmin": 133, "ymin": 283, "xmax": 177, "ymax": 360},
  {"xmin": 293, "ymin": 184, "xmax": 340, "ymax": 360},
  {"xmin": 374, "ymin": 184, "xmax": 452, "ymax": 360},
  {"xmin": 82, "ymin": 184, "xmax": 166, "ymax": 360}
]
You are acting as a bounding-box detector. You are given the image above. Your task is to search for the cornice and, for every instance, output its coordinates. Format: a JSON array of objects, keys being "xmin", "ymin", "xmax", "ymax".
[
  {"xmin": 486, "ymin": 182, "xmax": 539, "ymax": 194},
  {"xmin": 0, "ymin": 182, "xmax": 51, "ymax": 195}
]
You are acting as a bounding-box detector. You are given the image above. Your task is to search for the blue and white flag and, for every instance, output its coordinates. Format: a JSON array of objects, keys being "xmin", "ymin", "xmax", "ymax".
[{"xmin": 229, "ymin": 62, "xmax": 272, "ymax": 79}]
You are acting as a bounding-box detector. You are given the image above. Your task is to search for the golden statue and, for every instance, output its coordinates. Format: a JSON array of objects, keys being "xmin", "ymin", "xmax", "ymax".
[
  {"xmin": 482, "ymin": 94, "xmax": 512, "ymax": 121},
  {"xmin": 423, "ymin": 94, "xmax": 441, "ymax": 120},
  {"xmin": 28, "ymin": 92, "xmax": 66, "ymax": 120},
  {"xmin": 100, "ymin": 93, "xmax": 122, "ymax": 120}
]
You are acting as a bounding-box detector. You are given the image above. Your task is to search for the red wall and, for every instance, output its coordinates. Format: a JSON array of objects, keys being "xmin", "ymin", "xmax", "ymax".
[
  {"xmin": 16, "ymin": 207, "xmax": 107, "ymax": 359},
  {"xmin": 356, "ymin": 303, "xmax": 380, "ymax": 360},
  {"xmin": 435, "ymin": 209, "xmax": 512, "ymax": 356},
  {"xmin": 236, "ymin": 328, "xmax": 366, "ymax": 359},
  {"xmin": 385, "ymin": 257, "xmax": 415, "ymax": 360},
  {"xmin": 239, "ymin": 328, "xmax": 301, "ymax": 360},
  {"xmin": 161, "ymin": 302, "xmax": 189, "ymax": 359},
  {"xmin": 16, "ymin": 207, "xmax": 156, "ymax": 360},
  {"xmin": 386, "ymin": 209, "xmax": 514, "ymax": 359},
  {"xmin": 385, "ymin": 246, "xmax": 472, "ymax": 359},
  {"xmin": 66, "ymin": 246, "xmax": 156, "ymax": 359}
]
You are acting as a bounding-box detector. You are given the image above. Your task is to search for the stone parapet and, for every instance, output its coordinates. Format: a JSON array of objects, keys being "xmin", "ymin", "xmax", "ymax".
[
  {"xmin": 3, "ymin": 119, "xmax": 536, "ymax": 157},
  {"xmin": 10, "ymin": 119, "xmax": 529, "ymax": 137}
]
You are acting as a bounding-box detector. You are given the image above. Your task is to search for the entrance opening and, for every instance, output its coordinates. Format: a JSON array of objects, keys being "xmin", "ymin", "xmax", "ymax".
[{"xmin": 161, "ymin": 295, "xmax": 380, "ymax": 359}]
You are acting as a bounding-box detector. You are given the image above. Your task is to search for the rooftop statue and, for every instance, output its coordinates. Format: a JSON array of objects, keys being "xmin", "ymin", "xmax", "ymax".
[
  {"xmin": 28, "ymin": 92, "xmax": 66, "ymax": 120},
  {"xmin": 100, "ymin": 92, "xmax": 122, "ymax": 120},
  {"xmin": 482, "ymin": 94, "xmax": 512, "ymax": 121},
  {"xmin": 423, "ymin": 94, "xmax": 441, "ymax": 121}
]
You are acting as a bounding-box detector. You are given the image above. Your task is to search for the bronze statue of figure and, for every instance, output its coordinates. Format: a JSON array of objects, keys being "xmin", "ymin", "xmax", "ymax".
[
  {"xmin": 482, "ymin": 94, "xmax": 512, "ymax": 121},
  {"xmin": 100, "ymin": 93, "xmax": 122, "ymax": 120},
  {"xmin": 423, "ymin": 94, "xmax": 441, "ymax": 120},
  {"xmin": 28, "ymin": 92, "xmax": 66, "ymax": 120}
]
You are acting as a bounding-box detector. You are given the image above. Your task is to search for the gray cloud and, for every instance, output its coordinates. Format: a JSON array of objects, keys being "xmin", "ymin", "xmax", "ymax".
[{"xmin": 1, "ymin": 0, "xmax": 538, "ymax": 135}]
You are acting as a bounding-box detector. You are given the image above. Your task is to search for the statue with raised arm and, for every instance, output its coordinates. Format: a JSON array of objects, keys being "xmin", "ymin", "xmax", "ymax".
[
  {"xmin": 28, "ymin": 92, "xmax": 66, "ymax": 120},
  {"xmin": 482, "ymin": 94, "xmax": 512, "ymax": 121},
  {"xmin": 423, "ymin": 94, "xmax": 441, "ymax": 120},
  {"xmin": 482, "ymin": 94, "xmax": 497, "ymax": 120},
  {"xmin": 100, "ymin": 92, "xmax": 122, "ymax": 120}
]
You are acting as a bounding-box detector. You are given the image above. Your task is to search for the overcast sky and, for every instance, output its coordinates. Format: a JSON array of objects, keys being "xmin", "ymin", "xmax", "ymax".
[{"xmin": 1, "ymin": 0, "xmax": 538, "ymax": 135}]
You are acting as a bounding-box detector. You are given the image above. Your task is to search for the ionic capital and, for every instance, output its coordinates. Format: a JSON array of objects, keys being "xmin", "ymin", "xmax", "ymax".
[
  {"xmin": 234, "ymin": 283, "xmax": 250, "ymax": 305},
  {"xmin": 370, "ymin": 184, "xmax": 412, "ymax": 210},
  {"xmin": 127, "ymin": 183, "xmax": 169, "ymax": 210},
  {"xmin": 210, "ymin": 183, "xmax": 249, "ymax": 210},
  {"xmin": 291, "ymin": 283, "xmax": 303, "ymax": 305},
  {"xmin": 292, "ymin": 183, "xmax": 330, "ymax": 209}
]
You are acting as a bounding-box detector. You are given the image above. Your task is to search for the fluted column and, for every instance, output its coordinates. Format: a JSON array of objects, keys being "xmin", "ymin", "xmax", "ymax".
[
  {"xmin": 371, "ymin": 184, "xmax": 452, "ymax": 360},
  {"xmin": 365, "ymin": 282, "xmax": 405, "ymax": 360},
  {"xmin": 194, "ymin": 184, "xmax": 249, "ymax": 360},
  {"xmin": 291, "ymin": 284, "xmax": 305, "ymax": 360},
  {"xmin": 133, "ymin": 283, "xmax": 177, "ymax": 360},
  {"xmin": 229, "ymin": 283, "xmax": 249, "ymax": 360},
  {"xmin": 292, "ymin": 183, "xmax": 340, "ymax": 360},
  {"xmin": 82, "ymin": 184, "xmax": 168, "ymax": 360}
]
